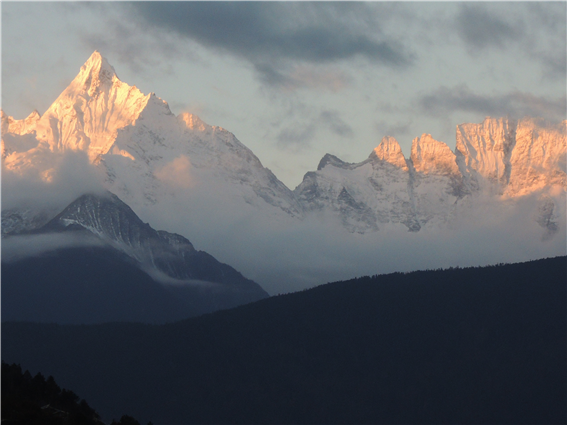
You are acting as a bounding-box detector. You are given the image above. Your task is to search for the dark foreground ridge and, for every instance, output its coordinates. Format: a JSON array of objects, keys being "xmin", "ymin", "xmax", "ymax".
[{"xmin": 3, "ymin": 256, "xmax": 566, "ymax": 424}]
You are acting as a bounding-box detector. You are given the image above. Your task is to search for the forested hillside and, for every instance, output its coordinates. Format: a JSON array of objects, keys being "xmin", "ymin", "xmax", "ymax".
[{"xmin": 3, "ymin": 257, "xmax": 565, "ymax": 424}]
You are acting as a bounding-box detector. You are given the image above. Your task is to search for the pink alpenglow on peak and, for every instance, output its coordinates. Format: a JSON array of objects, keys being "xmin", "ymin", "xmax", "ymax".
[
  {"xmin": 178, "ymin": 112, "xmax": 210, "ymax": 132},
  {"xmin": 455, "ymin": 117, "xmax": 516, "ymax": 189},
  {"xmin": 411, "ymin": 134, "xmax": 459, "ymax": 176},
  {"xmin": 1, "ymin": 109, "xmax": 41, "ymax": 136},
  {"xmin": 27, "ymin": 51, "xmax": 155, "ymax": 160},
  {"xmin": 371, "ymin": 136, "xmax": 408, "ymax": 170}
]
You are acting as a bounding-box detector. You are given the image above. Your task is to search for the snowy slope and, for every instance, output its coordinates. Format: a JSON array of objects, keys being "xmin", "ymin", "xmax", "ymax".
[
  {"xmin": 2, "ymin": 51, "xmax": 565, "ymax": 241},
  {"xmin": 1, "ymin": 51, "xmax": 303, "ymax": 225}
]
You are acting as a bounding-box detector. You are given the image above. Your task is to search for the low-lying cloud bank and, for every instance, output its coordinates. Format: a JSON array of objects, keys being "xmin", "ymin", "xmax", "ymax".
[
  {"xmin": 2, "ymin": 150, "xmax": 105, "ymax": 212},
  {"xmin": 3, "ymin": 151, "xmax": 564, "ymax": 295},
  {"xmin": 1, "ymin": 233, "xmax": 105, "ymax": 263},
  {"xmin": 134, "ymin": 185, "xmax": 566, "ymax": 295}
]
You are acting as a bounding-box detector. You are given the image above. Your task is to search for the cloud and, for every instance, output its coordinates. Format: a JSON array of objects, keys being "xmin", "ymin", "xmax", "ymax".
[
  {"xmin": 456, "ymin": 4, "xmax": 523, "ymax": 51},
  {"xmin": 2, "ymin": 150, "xmax": 105, "ymax": 212},
  {"xmin": 256, "ymin": 64, "xmax": 352, "ymax": 93},
  {"xmin": 524, "ymin": 3, "xmax": 567, "ymax": 80},
  {"xmin": 418, "ymin": 85, "xmax": 566, "ymax": 122},
  {"xmin": 127, "ymin": 3, "xmax": 412, "ymax": 67},
  {"xmin": 136, "ymin": 186, "xmax": 566, "ymax": 295},
  {"xmin": 453, "ymin": 3, "xmax": 566, "ymax": 80},
  {"xmin": 154, "ymin": 155, "xmax": 195, "ymax": 189},
  {"xmin": 320, "ymin": 110, "xmax": 354, "ymax": 138},
  {"xmin": 275, "ymin": 109, "xmax": 354, "ymax": 149},
  {"xmin": 75, "ymin": 3, "xmax": 186, "ymax": 79},
  {"xmin": 375, "ymin": 119, "xmax": 413, "ymax": 140},
  {"xmin": 276, "ymin": 123, "xmax": 317, "ymax": 149},
  {"xmin": 1, "ymin": 233, "xmax": 105, "ymax": 263}
]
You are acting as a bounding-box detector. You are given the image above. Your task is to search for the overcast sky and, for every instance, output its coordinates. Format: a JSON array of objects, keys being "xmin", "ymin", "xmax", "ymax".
[{"xmin": 2, "ymin": 1, "xmax": 566, "ymax": 188}]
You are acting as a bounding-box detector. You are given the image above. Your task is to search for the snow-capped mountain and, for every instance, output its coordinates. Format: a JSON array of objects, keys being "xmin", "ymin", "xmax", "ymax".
[
  {"xmin": 1, "ymin": 51, "xmax": 303, "ymax": 222},
  {"xmin": 42, "ymin": 192, "xmax": 265, "ymax": 287},
  {"xmin": 295, "ymin": 117, "xmax": 566, "ymax": 234},
  {"xmin": 3, "ymin": 51, "xmax": 565, "ymax": 239},
  {"xmin": 2, "ymin": 191, "xmax": 268, "ymax": 324},
  {"xmin": 2, "ymin": 51, "xmax": 566, "ymax": 296}
]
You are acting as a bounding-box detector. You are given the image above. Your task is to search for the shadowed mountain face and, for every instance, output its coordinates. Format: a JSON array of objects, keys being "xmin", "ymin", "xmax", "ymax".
[
  {"xmin": 1, "ymin": 192, "xmax": 268, "ymax": 324},
  {"xmin": 3, "ymin": 256, "xmax": 565, "ymax": 424}
]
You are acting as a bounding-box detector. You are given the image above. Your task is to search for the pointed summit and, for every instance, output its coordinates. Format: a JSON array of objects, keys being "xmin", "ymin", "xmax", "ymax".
[
  {"xmin": 29, "ymin": 51, "xmax": 150, "ymax": 158},
  {"xmin": 411, "ymin": 134, "xmax": 458, "ymax": 175},
  {"xmin": 370, "ymin": 136, "xmax": 408, "ymax": 170},
  {"xmin": 75, "ymin": 51, "xmax": 118, "ymax": 96}
]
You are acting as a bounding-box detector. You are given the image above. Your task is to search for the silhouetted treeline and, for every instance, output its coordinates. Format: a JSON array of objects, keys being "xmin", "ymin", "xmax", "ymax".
[
  {"xmin": 1, "ymin": 362, "xmax": 102, "ymax": 424},
  {"xmin": 3, "ymin": 256, "xmax": 566, "ymax": 424},
  {"xmin": 1, "ymin": 362, "xmax": 144, "ymax": 425}
]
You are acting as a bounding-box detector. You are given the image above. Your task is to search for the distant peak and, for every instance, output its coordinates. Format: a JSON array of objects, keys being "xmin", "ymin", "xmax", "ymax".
[
  {"xmin": 370, "ymin": 136, "xmax": 408, "ymax": 170},
  {"xmin": 411, "ymin": 134, "xmax": 458, "ymax": 175},
  {"xmin": 317, "ymin": 153, "xmax": 348, "ymax": 171}
]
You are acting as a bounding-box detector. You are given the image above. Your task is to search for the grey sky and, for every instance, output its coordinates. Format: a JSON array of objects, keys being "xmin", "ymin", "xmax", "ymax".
[{"xmin": 2, "ymin": 1, "xmax": 565, "ymax": 188}]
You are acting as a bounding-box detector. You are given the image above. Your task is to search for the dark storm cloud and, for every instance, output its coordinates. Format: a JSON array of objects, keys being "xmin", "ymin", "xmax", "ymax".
[
  {"xmin": 456, "ymin": 4, "xmax": 522, "ymax": 51},
  {"xmin": 126, "ymin": 2, "xmax": 413, "ymax": 70},
  {"xmin": 419, "ymin": 85, "xmax": 566, "ymax": 122}
]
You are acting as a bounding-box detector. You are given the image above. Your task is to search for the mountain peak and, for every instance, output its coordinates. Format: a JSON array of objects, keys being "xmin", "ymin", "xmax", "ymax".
[
  {"xmin": 83, "ymin": 51, "xmax": 116, "ymax": 76},
  {"xmin": 76, "ymin": 51, "xmax": 118, "ymax": 96},
  {"xmin": 370, "ymin": 136, "xmax": 408, "ymax": 170},
  {"xmin": 410, "ymin": 134, "xmax": 459, "ymax": 175},
  {"xmin": 317, "ymin": 153, "xmax": 349, "ymax": 170}
]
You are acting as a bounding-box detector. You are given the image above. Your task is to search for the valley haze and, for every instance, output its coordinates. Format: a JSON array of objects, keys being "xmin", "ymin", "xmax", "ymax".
[{"xmin": 2, "ymin": 2, "xmax": 566, "ymax": 294}]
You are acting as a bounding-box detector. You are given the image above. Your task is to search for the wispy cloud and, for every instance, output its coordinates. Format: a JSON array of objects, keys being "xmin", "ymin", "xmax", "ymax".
[
  {"xmin": 418, "ymin": 85, "xmax": 566, "ymax": 122},
  {"xmin": 454, "ymin": 2, "xmax": 566, "ymax": 80},
  {"xmin": 2, "ymin": 233, "xmax": 105, "ymax": 263},
  {"xmin": 256, "ymin": 64, "xmax": 352, "ymax": 93},
  {"xmin": 275, "ymin": 109, "xmax": 354, "ymax": 150},
  {"xmin": 2, "ymin": 150, "xmax": 105, "ymax": 212},
  {"xmin": 320, "ymin": 110, "xmax": 354, "ymax": 138},
  {"xmin": 456, "ymin": 4, "xmax": 523, "ymax": 51}
]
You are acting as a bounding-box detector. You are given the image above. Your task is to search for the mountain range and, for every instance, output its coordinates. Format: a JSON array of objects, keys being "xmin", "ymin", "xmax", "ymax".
[
  {"xmin": 2, "ymin": 51, "xmax": 566, "ymax": 295},
  {"xmin": 3, "ymin": 51, "xmax": 565, "ymax": 235}
]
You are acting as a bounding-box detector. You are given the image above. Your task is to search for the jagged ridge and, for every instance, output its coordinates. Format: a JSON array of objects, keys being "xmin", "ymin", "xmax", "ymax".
[
  {"xmin": 2, "ymin": 51, "xmax": 565, "ymax": 237},
  {"xmin": 295, "ymin": 119, "xmax": 566, "ymax": 233}
]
